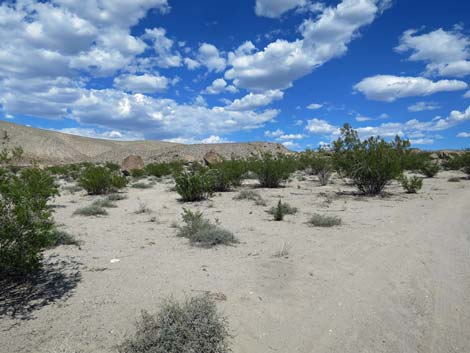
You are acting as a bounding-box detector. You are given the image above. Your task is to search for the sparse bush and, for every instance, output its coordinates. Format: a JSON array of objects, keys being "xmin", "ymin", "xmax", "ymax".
[
  {"xmin": 135, "ymin": 201, "xmax": 152, "ymax": 214},
  {"xmin": 175, "ymin": 172, "xmax": 213, "ymax": 202},
  {"xmin": 332, "ymin": 124, "xmax": 406, "ymax": 195},
  {"xmin": 208, "ymin": 160, "xmax": 247, "ymax": 191},
  {"xmin": 448, "ymin": 177, "xmax": 461, "ymax": 182},
  {"xmin": 107, "ymin": 193, "xmax": 127, "ymax": 201},
  {"xmin": 48, "ymin": 228, "xmax": 81, "ymax": 248},
  {"xmin": 249, "ymin": 153, "xmax": 296, "ymax": 188},
  {"xmin": 145, "ymin": 161, "xmax": 183, "ymax": 178},
  {"xmin": 73, "ymin": 204, "xmax": 108, "ymax": 217},
  {"xmin": 308, "ymin": 213, "xmax": 342, "ymax": 227},
  {"xmin": 420, "ymin": 162, "xmax": 439, "ymax": 178},
  {"xmin": 269, "ymin": 200, "xmax": 297, "ymax": 221},
  {"xmin": 298, "ymin": 150, "xmax": 333, "ymax": 185},
  {"xmin": 400, "ymin": 175, "xmax": 423, "ymax": 193},
  {"xmin": 0, "ymin": 168, "xmax": 59, "ymax": 275},
  {"xmin": 118, "ymin": 295, "xmax": 230, "ymax": 353},
  {"xmin": 233, "ymin": 190, "xmax": 266, "ymax": 205},
  {"xmin": 92, "ymin": 198, "xmax": 117, "ymax": 208},
  {"xmin": 105, "ymin": 162, "xmax": 121, "ymax": 172},
  {"xmin": 79, "ymin": 165, "xmax": 127, "ymax": 195},
  {"xmin": 62, "ymin": 184, "xmax": 83, "ymax": 194},
  {"xmin": 176, "ymin": 209, "xmax": 237, "ymax": 247},
  {"xmin": 131, "ymin": 169, "xmax": 146, "ymax": 178},
  {"xmin": 317, "ymin": 169, "xmax": 332, "ymax": 186},
  {"xmin": 451, "ymin": 151, "xmax": 470, "ymax": 177},
  {"xmin": 131, "ymin": 182, "xmax": 153, "ymax": 189}
]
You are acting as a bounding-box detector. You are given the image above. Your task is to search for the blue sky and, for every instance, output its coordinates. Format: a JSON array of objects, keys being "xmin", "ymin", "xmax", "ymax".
[{"xmin": 1, "ymin": 0, "xmax": 470, "ymax": 150}]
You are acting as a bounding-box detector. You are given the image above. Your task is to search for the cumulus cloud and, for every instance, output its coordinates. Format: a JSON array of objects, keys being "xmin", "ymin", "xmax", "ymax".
[
  {"xmin": 396, "ymin": 28, "xmax": 470, "ymax": 77},
  {"xmin": 305, "ymin": 118, "xmax": 338, "ymax": 134},
  {"xmin": 282, "ymin": 140, "xmax": 301, "ymax": 149},
  {"xmin": 307, "ymin": 103, "xmax": 323, "ymax": 110},
  {"xmin": 264, "ymin": 129, "xmax": 285, "ymax": 138},
  {"xmin": 226, "ymin": 90, "xmax": 284, "ymax": 111},
  {"xmin": 197, "ymin": 43, "xmax": 226, "ymax": 72},
  {"xmin": 203, "ymin": 79, "xmax": 238, "ymax": 95},
  {"xmin": 408, "ymin": 101, "xmax": 441, "ymax": 112},
  {"xmin": 114, "ymin": 74, "xmax": 169, "ymax": 93},
  {"xmin": 354, "ymin": 75, "xmax": 467, "ymax": 102},
  {"xmin": 464, "ymin": 91, "xmax": 470, "ymax": 99},
  {"xmin": 164, "ymin": 135, "xmax": 233, "ymax": 144},
  {"xmin": 226, "ymin": 0, "xmax": 387, "ymax": 91},
  {"xmin": 255, "ymin": 0, "xmax": 306, "ymax": 18},
  {"xmin": 54, "ymin": 127, "xmax": 144, "ymax": 141},
  {"xmin": 143, "ymin": 27, "xmax": 182, "ymax": 68},
  {"xmin": 457, "ymin": 132, "xmax": 470, "ymax": 138}
]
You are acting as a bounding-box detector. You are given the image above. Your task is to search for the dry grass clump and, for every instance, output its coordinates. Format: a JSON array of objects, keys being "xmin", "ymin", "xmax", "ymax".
[
  {"xmin": 308, "ymin": 213, "xmax": 342, "ymax": 227},
  {"xmin": 73, "ymin": 204, "xmax": 108, "ymax": 217},
  {"xmin": 135, "ymin": 201, "xmax": 152, "ymax": 214},
  {"xmin": 107, "ymin": 193, "xmax": 127, "ymax": 201},
  {"xmin": 48, "ymin": 228, "xmax": 81, "ymax": 248},
  {"xmin": 118, "ymin": 295, "xmax": 231, "ymax": 353},
  {"xmin": 176, "ymin": 209, "xmax": 237, "ymax": 248},
  {"xmin": 268, "ymin": 200, "xmax": 298, "ymax": 217},
  {"xmin": 131, "ymin": 182, "xmax": 153, "ymax": 189},
  {"xmin": 233, "ymin": 190, "xmax": 266, "ymax": 205},
  {"xmin": 448, "ymin": 177, "xmax": 461, "ymax": 182}
]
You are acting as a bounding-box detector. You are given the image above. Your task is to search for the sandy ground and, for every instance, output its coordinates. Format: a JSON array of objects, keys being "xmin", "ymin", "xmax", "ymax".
[{"xmin": 1, "ymin": 171, "xmax": 470, "ymax": 353}]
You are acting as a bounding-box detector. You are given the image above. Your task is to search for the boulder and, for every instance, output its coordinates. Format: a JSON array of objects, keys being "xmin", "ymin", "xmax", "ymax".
[
  {"xmin": 203, "ymin": 150, "xmax": 223, "ymax": 166},
  {"xmin": 122, "ymin": 155, "xmax": 144, "ymax": 173}
]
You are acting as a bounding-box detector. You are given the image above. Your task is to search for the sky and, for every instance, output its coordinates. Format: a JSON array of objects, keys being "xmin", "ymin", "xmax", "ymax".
[{"xmin": 1, "ymin": 0, "xmax": 470, "ymax": 150}]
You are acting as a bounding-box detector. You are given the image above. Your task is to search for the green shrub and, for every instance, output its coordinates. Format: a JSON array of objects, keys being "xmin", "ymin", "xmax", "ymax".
[
  {"xmin": 176, "ymin": 209, "xmax": 237, "ymax": 247},
  {"xmin": 249, "ymin": 153, "xmax": 296, "ymax": 188},
  {"xmin": 420, "ymin": 162, "xmax": 439, "ymax": 178},
  {"xmin": 48, "ymin": 228, "xmax": 81, "ymax": 248},
  {"xmin": 105, "ymin": 162, "xmax": 120, "ymax": 172},
  {"xmin": 332, "ymin": 124, "xmax": 406, "ymax": 195},
  {"xmin": 208, "ymin": 160, "xmax": 247, "ymax": 191},
  {"xmin": 269, "ymin": 200, "xmax": 297, "ymax": 221},
  {"xmin": 0, "ymin": 168, "xmax": 59, "ymax": 275},
  {"xmin": 79, "ymin": 165, "xmax": 127, "ymax": 195},
  {"xmin": 73, "ymin": 204, "xmax": 108, "ymax": 217},
  {"xmin": 400, "ymin": 175, "xmax": 423, "ymax": 194},
  {"xmin": 308, "ymin": 213, "xmax": 342, "ymax": 227},
  {"xmin": 175, "ymin": 172, "xmax": 213, "ymax": 202},
  {"xmin": 131, "ymin": 169, "xmax": 146, "ymax": 178},
  {"xmin": 118, "ymin": 295, "xmax": 230, "ymax": 353},
  {"xmin": 450, "ymin": 151, "xmax": 470, "ymax": 177},
  {"xmin": 144, "ymin": 161, "xmax": 183, "ymax": 178}
]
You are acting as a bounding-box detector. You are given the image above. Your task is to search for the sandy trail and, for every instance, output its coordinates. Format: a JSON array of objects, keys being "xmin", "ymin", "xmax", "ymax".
[{"xmin": 1, "ymin": 172, "xmax": 469, "ymax": 353}]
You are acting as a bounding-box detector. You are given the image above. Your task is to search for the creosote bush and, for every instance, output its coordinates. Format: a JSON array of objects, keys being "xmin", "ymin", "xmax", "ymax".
[
  {"xmin": 269, "ymin": 200, "xmax": 297, "ymax": 221},
  {"xmin": 176, "ymin": 208, "xmax": 237, "ymax": 247},
  {"xmin": 0, "ymin": 167, "xmax": 59, "ymax": 275},
  {"xmin": 308, "ymin": 213, "xmax": 342, "ymax": 227},
  {"xmin": 73, "ymin": 204, "xmax": 108, "ymax": 217},
  {"xmin": 79, "ymin": 165, "xmax": 127, "ymax": 195},
  {"xmin": 420, "ymin": 162, "xmax": 440, "ymax": 178},
  {"xmin": 175, "ymin": 172, "xmax": 213, "ymax": 202},
  {"xmin": 400, "ymin": 175, "xmax": 423, "ymax": 194},
  {"xmin": 249, "ymin": 153, "xmax": 297, "ymax": 188},
  {"xmin": 332, "ymin": 124, "xmax": 407, "ymax": 195},
  {"xmin": 118, "ymin": 295, "xmax": 231, "ymax": 353}
]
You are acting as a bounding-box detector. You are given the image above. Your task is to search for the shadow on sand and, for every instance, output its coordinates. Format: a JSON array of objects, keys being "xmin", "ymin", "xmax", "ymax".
[{"xmin": 0, "ymin": 255, "xmax": 81, "ymax": 322}]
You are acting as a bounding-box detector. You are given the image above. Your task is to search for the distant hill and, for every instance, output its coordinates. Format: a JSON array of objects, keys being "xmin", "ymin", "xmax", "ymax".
[{"xmin": 0, "ymin": 121, "xmax": 291, "ymax": 165}]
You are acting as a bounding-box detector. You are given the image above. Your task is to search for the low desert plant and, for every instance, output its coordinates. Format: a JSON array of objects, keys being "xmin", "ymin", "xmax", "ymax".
[
  {"xmin": 400, "ymin": 175, "xmax": 423, "ymax": 194},
  {"xmin": 118, "ymin": 295, "xmax": 231, "ymax": 353},
  {"xmin": 269, "ymin": 200, "xmax": 297, "ymax": 221},
  {"xmin": 48, "ymin": 228, "xmax": 81, "ymax": 248},
  {"xmin": 175, "ymin": 172, "xmax": 213, "ymax": 202},
  {"xmin": 73, "ymin": 204, "xmax": 108, "ymax": 217},
  {"xmin": 107, "ymin": 193, "xmax": 127, "ymax": 201},
  {"xmin": 448, "ymin": 177, "xmax": 461, "ymax": 182},
  {"xmin": 249, "ymin": 153, "xmax": 296, "ymax": 188},
  {"xmin": 233, "ymin": 190, "xmax": 266, "ymax": 205},
  {"xmin": 135, "ymin": 201, "xmax": 152, "ymax": 214},
  {"xmin": 131, "ymin": 182, "xmax": 153, "ymax": 189},
  {"xmin": 92, "ymin": 198, "xmax": 117, "ymax": 208},
  {"xmin": 176, "ymin": 209, "xmax": 237, "ymax": 247},
  {"xmin": 274, "ymin": 242, "xmax": 291, "ymax": 258},
  {"xmin": 308, "ymin": 213, "xmax": 342, "ymax": 227},
  {"xmin": 317, "ymin": 169, "xmax": 332, "ymax": 186},
  {"xmin": 420, "ymin": 162, "xmax": 439, "ymax": 178}
]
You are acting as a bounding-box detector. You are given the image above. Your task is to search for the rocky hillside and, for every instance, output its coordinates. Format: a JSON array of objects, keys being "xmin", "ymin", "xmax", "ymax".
[{"xmin": 0, "ymin": 121, "xmax": 291, "ymax": 165}]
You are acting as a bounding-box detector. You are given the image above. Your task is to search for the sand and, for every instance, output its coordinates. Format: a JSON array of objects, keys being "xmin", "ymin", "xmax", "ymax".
[{"xmin": 1, "ymin": 171, "xmax": 470, "ymax": 353}]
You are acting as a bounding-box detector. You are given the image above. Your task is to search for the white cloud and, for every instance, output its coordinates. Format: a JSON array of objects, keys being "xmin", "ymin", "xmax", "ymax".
[
  {"xmin": 307, "ymin": 103, "xmax": 323, "ymax": 110},
  {"xmin": 457, "ymin": 132, "xmax": 470, "ymax": 138},
  {"xmin": 464, "ymin": 91, "xmax": 470, "ymax": 98},
  {"xmin": 197, "ymin": 43, "xmax": 226, "ymax": 72},
  {"xmin": 305, "ymin": 118, "xmax": 338, "ymax": 134},
  {"xmin": 255, "ymin": 0, "xmax": 306, "ymax": 18},
  {"xmin": 184, "ymin": 57, "xmax": 201, "ymax": 70},
  {"xmin": 354, "ymin": 75, "xmax": 467, "ymax": 102},
  {"xmin": 408, "ymin": 101, "xmax": 441, "ymax": 112},
  {"xmin": 282, "ymin": 141, "xmax": 300, "ymax": 149},
  {"xmin": 278, "ymin": 134, "xmax": 304, "ymax": 140},
  {"xmin": 226, "ymin": 0, "xmax": 387, "ymax": 91},
  {"xmin": 114, "ymin": 74, "xmax": 169, "ymax": 93},
  {"xmin": 164, "ymin": 135, "xmax": 233, "ymax": 144},
  {"xmin": 144, "ymin": 27, "xmax": 182, "ymax": 68},
  {"xmin": 265, "ymin": 129, "xmax": 284, "ymax": 138},
  {"xmin": 226, "ymin": 90, "xmax": 284, "ymax": 111},
  {"xmin": 55, "ymin": 127, "xmax": 144, "ymax": 141},
  {"xmin": 409, "ymin": 138, "xmax": 434, "ymax": 145},
  {"xmin": 356, "ymin": 115, "xmax": 373, "ymax": 122},
  {"xmin": 396, "ymin": 28, "xmax": 470, "ymax": 77},
  {"xmin": 203, "ymin": 79, "xmax": 237, "ymax": 95}
]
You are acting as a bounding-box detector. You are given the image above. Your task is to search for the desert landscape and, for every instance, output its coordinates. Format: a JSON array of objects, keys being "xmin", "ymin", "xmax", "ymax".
[
  {"xmin": 1, "ymin": 0, "xmax": 470, "ymax": 352},
  {"xmin": 1, "ymin": 122, "xmax": 470, "ymax": 353}
]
